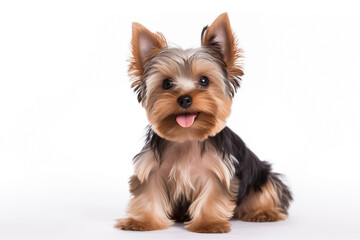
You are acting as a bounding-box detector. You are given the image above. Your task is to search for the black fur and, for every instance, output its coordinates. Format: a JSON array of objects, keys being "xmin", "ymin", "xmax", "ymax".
[
  {"xmin": 208, "ymin": 127, "xmax": 272, "ymax": 205},
  {"xmin": 171, "ymin": 195, "xmax": 191, "ymax": 222},
  {"xmin": 269, "ymin": 173, "xmax": 293, "ymax": 212},
  {"xmin": 201, "ymin": 25, "xmax": 208, "ymax": 41},
  {"xmin": 133, "ymin": 127, "xmax": 168, "ymax": 164},
  {"xmin": 136, "ymin": 126, "xmax": 292, "ymax": 212}
]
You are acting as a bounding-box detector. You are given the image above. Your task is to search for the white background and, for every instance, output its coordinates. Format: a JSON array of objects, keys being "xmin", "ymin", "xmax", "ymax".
[{"xmin": 1, "ymin": 0, "xmax": 360, "ymax": 239}]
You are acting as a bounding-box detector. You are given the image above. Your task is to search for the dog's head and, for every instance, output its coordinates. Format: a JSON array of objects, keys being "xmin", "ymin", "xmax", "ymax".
[{"xmin": 129, "ymin": 13, "xmax": 243, "ymax": 141}]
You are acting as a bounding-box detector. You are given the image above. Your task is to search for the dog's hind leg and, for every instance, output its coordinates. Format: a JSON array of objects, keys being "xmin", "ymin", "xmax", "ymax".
[{"xmin": 233, "ymin": 173, "xmax": 292, "ymax": 222}]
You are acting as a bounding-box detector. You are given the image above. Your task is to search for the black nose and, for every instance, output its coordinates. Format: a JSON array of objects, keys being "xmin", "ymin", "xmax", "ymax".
[{"xmin": 177, "ymin": 95, "xmax": 192, "ymax": 109}]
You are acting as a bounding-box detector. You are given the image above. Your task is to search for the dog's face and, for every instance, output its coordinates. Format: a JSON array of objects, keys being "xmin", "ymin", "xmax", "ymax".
[{"xmin": 129, "ymin": 13, "xmax": 243, "ymax": 141}]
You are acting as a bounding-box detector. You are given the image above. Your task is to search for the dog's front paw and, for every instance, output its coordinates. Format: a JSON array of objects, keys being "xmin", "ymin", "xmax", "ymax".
[
  {"xmin": 115, "ymin": 218, "xmax": 151, "ymax": 231},
  {"xmin": 186, "ymin": 221, "xmax": 231, "ymax": 233},
  {"xmin": 115, "ymin": 218, "xmax": 170, "ymax": 231}
]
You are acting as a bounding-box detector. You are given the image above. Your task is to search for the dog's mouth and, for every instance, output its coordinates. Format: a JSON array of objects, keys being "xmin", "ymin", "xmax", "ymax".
[{"xmin": 175, "ymin": 112, "xmax": 200, "ymax": 128}]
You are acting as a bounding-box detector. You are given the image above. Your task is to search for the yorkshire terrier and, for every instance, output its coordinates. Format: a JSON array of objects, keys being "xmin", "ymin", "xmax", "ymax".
[{"xmin": 115, "ymin": 13, "xmax": 292, "ymax": 233}]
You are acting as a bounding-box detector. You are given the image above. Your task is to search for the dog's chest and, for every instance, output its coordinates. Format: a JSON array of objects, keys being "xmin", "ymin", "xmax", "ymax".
[{"xmin": 158, "ymin": 141, "xmax": 231, "ymax": 199}]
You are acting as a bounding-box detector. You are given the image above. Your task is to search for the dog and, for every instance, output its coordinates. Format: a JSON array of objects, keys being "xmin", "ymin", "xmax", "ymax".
[{"xmin": 115, "ymin": 12, "xmax": 292, "ymax": 233}]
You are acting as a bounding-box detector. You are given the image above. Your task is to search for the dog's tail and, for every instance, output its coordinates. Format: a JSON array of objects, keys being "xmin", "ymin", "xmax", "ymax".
[{"xmin": 268, "ymin": 172, "xmax": 293, "ymax": 214}]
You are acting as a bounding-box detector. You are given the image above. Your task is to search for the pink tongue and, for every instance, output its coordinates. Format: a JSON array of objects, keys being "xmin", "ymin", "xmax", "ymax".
[{"xmin": 176, "ymin": 113, "xmax": 197, "ymax": 128}]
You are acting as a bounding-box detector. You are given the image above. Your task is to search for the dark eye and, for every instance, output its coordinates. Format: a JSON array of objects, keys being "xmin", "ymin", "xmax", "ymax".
[
  {"xmin": 163, "ymin": 79, "xmax": 173, "ymax": 90},
  {"xmin": 199, "ymin": 76, "xmax": 209, "ymax": 87}
]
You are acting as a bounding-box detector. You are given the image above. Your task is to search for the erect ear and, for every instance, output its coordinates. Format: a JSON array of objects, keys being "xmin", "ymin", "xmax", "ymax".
[
  {"xmin": 201, "ymin": 12, "xmax": 240, "ymax": 66},
  {"xmin": 129, "ymin": 22, "xmax": 167, "ymax": 102},
  {"xmin": 201, "ymin": 13, "xmax": 243, "ymax": 94}
]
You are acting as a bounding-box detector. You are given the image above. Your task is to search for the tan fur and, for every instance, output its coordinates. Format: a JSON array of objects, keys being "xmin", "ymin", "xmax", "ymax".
[
  {"xmin": 116, "ymin": 141, "xmax": 238, "ymax": 232},
  {"xmin": 129, "ymin": 22, "xmax": 167, "ymax": 96},
  {"xmin": 144, "ymin": 53, "xmax": 232, "ymax": 141},
  {"xmin": 185, "ymin": 176, "xmax": 237, "ymax": 233},
  {"xmin": 201, "ymin": 12, "xmax": 244, "ymax": 86},
  {"xmin": 233, "ymin": 178, "xmax": 287, "ymax": 222},
  {"xmin": 129, "ymin": 15, "xmax": 238, "ymax": 142},
  {"xmin": 133, "ymin": 150, "xmax": 156, "ymax": 183},
  {"xmin": 116, "ymin": 152, "xmax": 173, "ymax": 231},
  {"xmin": 147, "ymin": 88, "xmax": 231, "ymax": 141},
  {"xmin": 119, "ymin": 13, "xmax": 289, "ymax": 234}
]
